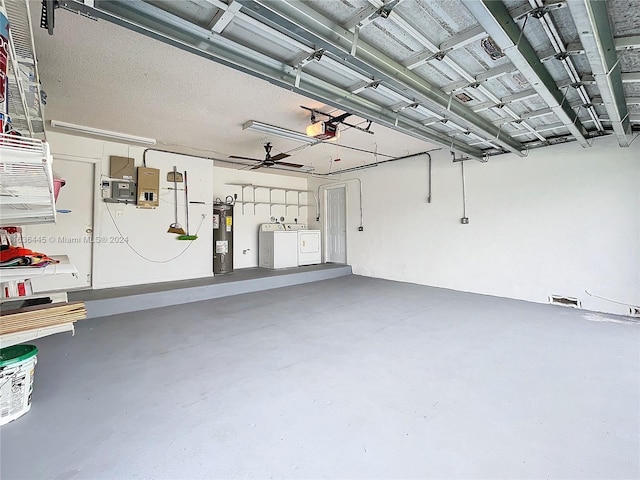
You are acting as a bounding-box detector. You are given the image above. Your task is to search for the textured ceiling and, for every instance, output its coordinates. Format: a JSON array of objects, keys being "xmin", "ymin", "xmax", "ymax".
[
  {"xmin": 31, "ymin": 5, "xmax": 435, "ymax": 175},
  {"xmin": 24, "ymin": 0, "xmax": 640, "ymax": 175}
]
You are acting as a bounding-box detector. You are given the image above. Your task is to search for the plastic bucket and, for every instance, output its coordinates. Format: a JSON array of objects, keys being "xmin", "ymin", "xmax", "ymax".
[{"xmin": 0, "ymin": 344, "xmax": 38, "ymax": 426}]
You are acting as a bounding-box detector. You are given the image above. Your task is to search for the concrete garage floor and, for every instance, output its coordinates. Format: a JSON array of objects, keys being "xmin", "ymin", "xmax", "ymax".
[{"xmin": 1, "ymin": 276, "xmax": 638, "ymax": 479}]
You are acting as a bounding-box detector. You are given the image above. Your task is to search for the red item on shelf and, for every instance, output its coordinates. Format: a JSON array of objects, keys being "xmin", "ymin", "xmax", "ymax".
[{"xmin": 0, "ymin": 245, "xmax": 59, "ymax": 267}]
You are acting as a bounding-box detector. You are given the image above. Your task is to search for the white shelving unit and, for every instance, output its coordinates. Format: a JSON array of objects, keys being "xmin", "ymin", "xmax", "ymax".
[
  {"xmin": 0, "ymin": 0, "xmax": 53, "ymax": 227},
  {"xmin": 226, "ymin": 183, "xmax": 313, "ymax": 216},
  {"xmin": 0, "ymin": 322, "xmax": 75, "ymax": 348},
  {"xmin": 0, "ymin": 255, "xmax": 77, "ymax": 283},
  {"xmin": 0, "ymin": 2, "xmax": 81, "ymax": 347},
  {"xmin": 0, "ymin": 256, "xmax": 80, "ymax": 348},
  {"xmin": 0, "ymin": 255, "xmax": 79, "ymax": 348},
  {"xmin": 1, "ymin": 0, "xmax": 46, "ymax": 137},
  {"xmin": 0, "ymin": 135, "xmax": 56, "ymax": 226}
]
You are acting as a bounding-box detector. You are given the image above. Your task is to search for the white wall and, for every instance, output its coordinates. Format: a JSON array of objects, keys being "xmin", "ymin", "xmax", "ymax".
[
  {"xmin": 41, "ymin": 133, "xmax": 312, "ymax": 288},
  {"xmin": 41, "ymin": 132, "xmax": 215, "ymax": 288},
  {"xmin": 40, "ymin": 131, "xmax": 639, "ymax": 316},
  {"xmin": 212, "ymin": 165, "xmax": 309, "ymax": 269},
  {"xmin": 309, "ymin": 136, "xmax": 640, "ymax": 316}
]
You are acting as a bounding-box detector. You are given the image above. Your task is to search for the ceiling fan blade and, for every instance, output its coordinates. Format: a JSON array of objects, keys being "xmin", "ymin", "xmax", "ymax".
[
  {"xmin": 229, "ymin": 155, "xmax": 262, "ymax": 162},
  {"xmin": 274, "ymin": 161, "xmax": 304, "ymax": 168},
  {"xmin": 250, "ymin": 164, "xmax": 263, "ymax": 170},
  {"xmin": 270, "ymin": 153, "xmax": 290, "ymax": 161}
]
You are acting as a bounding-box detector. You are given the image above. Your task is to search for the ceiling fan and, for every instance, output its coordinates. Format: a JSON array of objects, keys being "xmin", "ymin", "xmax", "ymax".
[{"xmin": 229, "ymin": 142, "xmax": 305, "ymax": 170}]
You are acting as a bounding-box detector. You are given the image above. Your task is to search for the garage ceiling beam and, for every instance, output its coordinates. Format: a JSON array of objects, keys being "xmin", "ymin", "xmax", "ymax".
[
  {"xmin": 540, "ymin": 36, "xmax": 640, "ymax": 63},
  {"xmin": 403, "ymin": 26, "xmax": 488, "ymax": 70},
  {"xmin": 529, "ymin": 0, "xmax": 603, "ymax": 132},
  {"xmin": 440, "ymin": 26, "xmax": 487, "ymax": 52},
  {"xmin": 592, "ymin": 96, "xmax": 640, "ymax": 105},
  {"xmin": 208, "ymin": 0, "xmax": 241, "ymax": 33},
  {"xmin": 622, "ymin": 72, "xmax": 640, "ymax": 83},
  {"xmin": 472, "ymin": 89, "xmax": 538, "ymax": 113},
  {"xmin": 239, "ymin": 0, "xmax": 526, "ymax": 156},
  {"xmin": 61, "ymin": 0, "xmax": 486, "ymax": 160},
  {"xmin": 567, "ymin": 0, "xmax": 630, "ymax": 146},
  {"xmin": 443, "ymin": 64, "xmax": 516, "ymax": 93},
  {"xmin": 455, "ymin": 38, "xmax": 638, "ymax": 90},
  {"xmin": 361, "ymin": 0, "xmax": 545, "ymax": 142},
  {"xmin": 521, "ymin": 107, "xmax": 555, "ymax": 120},
  {"xmin": 462, "ymin": 0, "xmax": 591, "ymax": 148},
  {"xmin": 615, "ymin": 35, "xmax": 640, "ymax": 50},
  {"xmin": 343, "ymin": 4, "xmax": 379, "ymax": 31}
]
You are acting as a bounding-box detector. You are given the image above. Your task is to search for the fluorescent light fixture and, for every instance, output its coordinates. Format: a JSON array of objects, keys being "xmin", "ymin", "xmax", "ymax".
[
  {"xmin": 243, "ymin": 120, "xmax": 319, "ymax": 144},
  {"xmin": 50, "ymin": 120, "xmax": 156, "ymax": 145}
]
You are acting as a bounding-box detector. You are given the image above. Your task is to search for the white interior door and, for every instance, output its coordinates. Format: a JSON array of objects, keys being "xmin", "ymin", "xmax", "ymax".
[
  {"xmin": 26, "ymin": 159, "xmax": 95, "ymax": 292},
  {"xmin": 325, "ymin": 186, "xmax": 347, "ymax": 264}
]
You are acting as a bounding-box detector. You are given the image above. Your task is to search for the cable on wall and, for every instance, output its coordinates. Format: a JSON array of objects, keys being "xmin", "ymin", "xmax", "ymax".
[
  {"xmin": 104, "ymin": 202, "xmax": 205, "ymax": 263},
  {"xmin": 585, "ymin": 290, "xmax": 640, "ymax": 309}
]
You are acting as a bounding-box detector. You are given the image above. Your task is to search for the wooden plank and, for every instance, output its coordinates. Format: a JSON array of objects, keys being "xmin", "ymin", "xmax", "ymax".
[{"xmin": 0, "ymin": 301, "xmax": 86, "ymax": 335}]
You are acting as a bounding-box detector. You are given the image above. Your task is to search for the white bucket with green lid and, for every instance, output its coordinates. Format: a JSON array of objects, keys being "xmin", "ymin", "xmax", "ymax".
[{"xmin": 0, "ymin": 344, "xmax": 38, "ymax": 426}]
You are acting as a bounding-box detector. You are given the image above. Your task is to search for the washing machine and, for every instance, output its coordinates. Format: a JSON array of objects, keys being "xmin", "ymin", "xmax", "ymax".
[
  {"xmin": 259, "ymin": 223, "xmax": 298, "ymax": 269},
  {"xmin": 284, "ymin": 224, "xmax": 322, "ymax": 266}
]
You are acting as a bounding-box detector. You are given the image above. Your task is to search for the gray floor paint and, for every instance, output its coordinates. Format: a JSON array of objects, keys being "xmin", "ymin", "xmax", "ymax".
[{"xmin": 2, "ymin": 276, "xmax": 638, "ymax": 479}]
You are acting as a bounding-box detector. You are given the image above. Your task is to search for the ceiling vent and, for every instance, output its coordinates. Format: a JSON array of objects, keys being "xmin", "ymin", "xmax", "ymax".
[
  {"xmin": 481, "ymin": 37, "xmax": 505, "ymax": 60},
  {"xmin": 513, "ymin": 72, "xmax": 530, "ymax": 87},
  {"xmin": 455, "ymin": 92, "xmax": 473, "ymax": 103}
]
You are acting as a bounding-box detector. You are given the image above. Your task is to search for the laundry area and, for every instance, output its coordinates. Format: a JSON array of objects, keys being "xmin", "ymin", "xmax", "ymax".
[
  {"xmin": 259, "ymin": 223, "xmax": 322, "ymax": 269},
  {"xmin": 0, "ymin": 0, "xmax": 639, "ymax": 479}
]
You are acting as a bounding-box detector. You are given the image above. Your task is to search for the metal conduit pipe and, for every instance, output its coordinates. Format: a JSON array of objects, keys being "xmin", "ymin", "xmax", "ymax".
[
  {"xmin": 142, "ymin": 147, "xmax": 214, "ymax": 167},
  {"xmin": 142, "ymin": 147, "xmax": 292, "ymax": 171},
  {"xmin": 428, "ymin": 152, "xmax": 432, "ymax": 204},
  {"xmin": 313, "ymin": 148, "xmax": 440, "ymax": 176},
  {"xmin": 141, "ymin": 147, "xmax": 439, "ymax": 224},
  {"xmin": 451, "ymin": 151, "xmax": 470, "ymax": 224},
  {"xmin": 312, "ymin": 148, "xmax": 440, "ymax": 226}
]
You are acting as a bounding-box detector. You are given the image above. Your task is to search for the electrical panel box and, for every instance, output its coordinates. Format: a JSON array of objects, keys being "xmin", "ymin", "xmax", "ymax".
[
  {"xmin": 113, "ymin": 180, "xmax": 135, "ymax": 202},
  {"xmin": 136, "ymin": 167, "xmax": 160, "ymax": 207},
  {"xmin": 109, "ymin": 156, "xmax": 136, "ymax": 202}
]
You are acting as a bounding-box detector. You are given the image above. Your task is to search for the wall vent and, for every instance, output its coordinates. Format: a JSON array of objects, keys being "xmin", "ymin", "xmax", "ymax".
[
  {"xmin": 549, "ymin": 295, "xmax": 581, "ymax": 308},
  {"xmin": 629, "ymin": 307, "xmax": 640, "ymax": 317}
]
